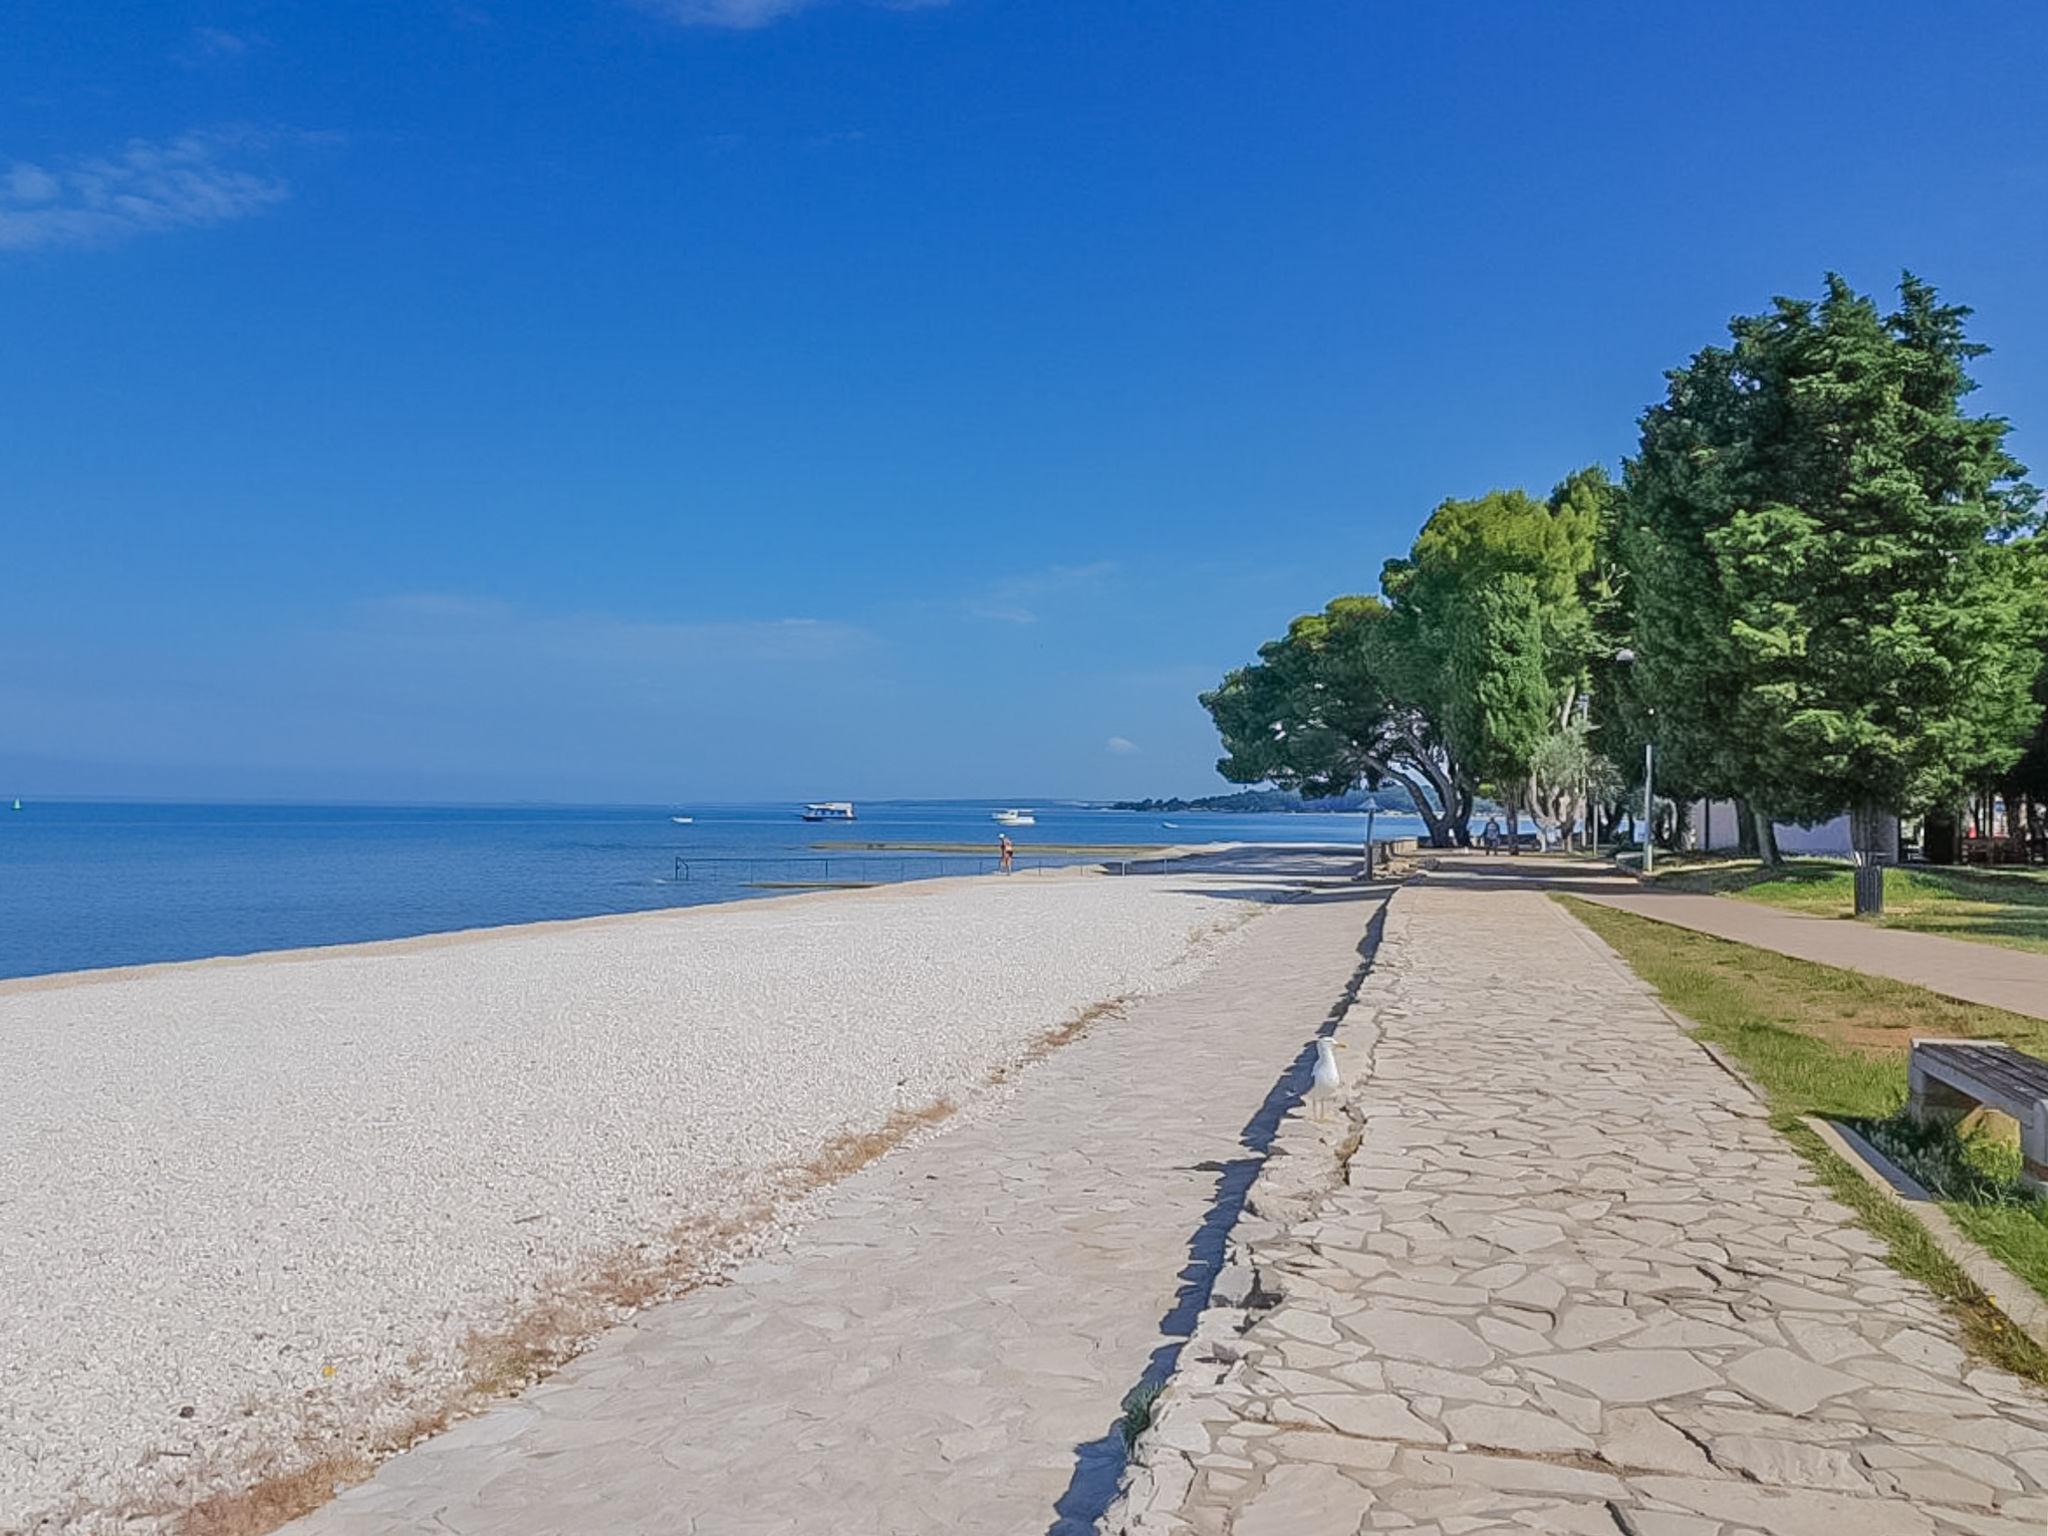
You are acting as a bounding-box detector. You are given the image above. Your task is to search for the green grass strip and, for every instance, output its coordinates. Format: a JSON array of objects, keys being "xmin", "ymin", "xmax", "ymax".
[{"xmin": 1647, "ymin": 856, "xmax": 2048, "ymax": 956}]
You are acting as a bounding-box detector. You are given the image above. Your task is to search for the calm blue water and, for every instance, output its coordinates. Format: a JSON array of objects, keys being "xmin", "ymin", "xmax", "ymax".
[{"xmin": 0, "ymin": 800, "xmax": 1420, "ymax": 980}]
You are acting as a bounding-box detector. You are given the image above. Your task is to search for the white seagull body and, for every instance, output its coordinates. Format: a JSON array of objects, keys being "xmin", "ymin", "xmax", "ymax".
[{"xmin": 1308, "ymin": 1038, "xmax": 1343, "ymax": 1120}]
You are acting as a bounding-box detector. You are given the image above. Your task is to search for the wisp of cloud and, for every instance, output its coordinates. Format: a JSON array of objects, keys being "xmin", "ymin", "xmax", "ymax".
[
  {"xmin": 639, "ymin": 0, "xmax": 948, "ymax": 28},
  {"xmin": 0, "ymin": 129, "xmax": 291, "ymax": 252}
]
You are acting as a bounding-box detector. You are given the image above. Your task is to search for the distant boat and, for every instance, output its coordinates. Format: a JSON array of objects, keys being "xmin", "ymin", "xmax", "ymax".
[
  {"xmin": 670, "ymin": 815, "xmax": 694, "ymax": 825},
  {"xmin": 9, "ymin": 799, "xmax": 18, "ymax": 812},
  {"xmin": 1162, "ymin": 821, "xmax": 1179, "ymax": 828},
  {"xmin": 801, "ymin": 801, "xmax": 857, "ymax": 822},
  {"xmin": 992, "ymin": 808, "xmax": 1036, "ymax": 827}
]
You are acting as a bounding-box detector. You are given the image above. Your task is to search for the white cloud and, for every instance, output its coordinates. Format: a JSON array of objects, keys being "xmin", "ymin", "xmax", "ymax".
[
  {"xmin": 191, "ymin": 26, "xmax": 256, "ymax": 58},
  {"xmin": 359, "ymin": 593, "xmax": 877, "ymax": 668},
  {"xmin": 964, "ymin": 561, "xmax": 1115, "ymax": 625},
  {"xmin": 0, "ymin": 129, "xmax": 293, "ymax": 252},
  {"xmin": 638, "ymin": 0, "xmax": 948, "ymax": 27},
  {"xmin": 1106, "ymin": 736, "xmax": 1140, "ymax": 756}
]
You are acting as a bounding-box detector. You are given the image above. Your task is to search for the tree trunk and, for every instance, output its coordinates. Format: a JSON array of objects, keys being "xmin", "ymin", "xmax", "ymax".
[
  {"xmin": 1735, "ymin": 798, "xmax": 1759, "ymax": 857},
  {"xmin": 1850, "ymin": 799, "xmax": 1890, "ymax": 916},
  {"xmin": 1599, "ymin": 801, "xmax": 1623, "ymax": 843},
  {"xmin": 1368, "ymin": 759, "xmax": 1455, "ymax": 849},
  {"xmin": 1412, "ymin": 798, "xmax": 1452, "ymax": 849},
  {"xmin": 1923, "ymin": 806, "xmax": 1954, "ymax": 863},
  {"xmin": 1506, "ymin": 794, "xmax": 1522, "ymax": 856},
  {"xmin": 1751, "ymin": 805, "xmax": 1781, "ymax": 866}
]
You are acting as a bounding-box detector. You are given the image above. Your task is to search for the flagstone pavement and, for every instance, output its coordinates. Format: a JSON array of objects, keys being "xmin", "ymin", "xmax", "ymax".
[
  {"xmin": 282, "ymin": 857, "xmax": 1387, "ymax": 1536},
  {"xmin": 1106, "ymin": 881, "xmax": 2048, "ymax": 1535}
]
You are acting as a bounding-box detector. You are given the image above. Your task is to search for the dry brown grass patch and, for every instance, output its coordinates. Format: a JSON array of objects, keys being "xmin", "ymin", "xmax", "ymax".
[
  {"xmin": 804, "ymin": 1099, "xmax": 958, "ymax": 1185},
  {"xmin": 176, "ymin": 1455, "xmax": 370, "ymax": 1536}
]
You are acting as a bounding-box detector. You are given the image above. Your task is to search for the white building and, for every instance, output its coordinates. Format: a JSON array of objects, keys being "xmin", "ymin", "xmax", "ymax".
[{"xmin": 1687, "ymin": 800, "xmax": 1898, "ymax": 861}]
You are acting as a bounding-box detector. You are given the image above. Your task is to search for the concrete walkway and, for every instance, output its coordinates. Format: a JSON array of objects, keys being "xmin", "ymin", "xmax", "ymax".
[
  {"xmin": 1427, "ymin": 853, "xmax": 2048, "ymax": 1022},
  {"xmin": 1108, "ymin": 882, "xmax": 2048, "ymax": 1534},
  {"xmin": 283, "ymin": 856, "xmax": 1387, "ymax": 1536}
]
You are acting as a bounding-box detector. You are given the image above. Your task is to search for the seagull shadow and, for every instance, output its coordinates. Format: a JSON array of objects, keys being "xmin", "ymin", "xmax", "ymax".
[{"xmin": 1044, "ymin": 898, "xmax": 1387, "ymax": 1534}]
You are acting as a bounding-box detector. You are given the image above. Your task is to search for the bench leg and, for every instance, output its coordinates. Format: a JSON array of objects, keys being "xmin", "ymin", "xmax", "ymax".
[
  {"xmin": 2026, "ymin": 1102, "xmax": 2048, "ymax": 1198},
  {"xmin": 1907, "ymin": 1062, "xmax": 1978, "ymax": 1126}
]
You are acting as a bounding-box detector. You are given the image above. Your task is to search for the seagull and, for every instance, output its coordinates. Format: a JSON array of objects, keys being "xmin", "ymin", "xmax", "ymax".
[{"xmin": 1308, "ymin": 1038, "xmax": 1343, "ymax": 1121}]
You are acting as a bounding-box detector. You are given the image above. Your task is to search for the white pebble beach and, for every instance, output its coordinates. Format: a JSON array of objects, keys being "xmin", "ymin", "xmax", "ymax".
[{"xmin": 0, "ymin": 871, "xmax": 1261, "ymax": 1531}]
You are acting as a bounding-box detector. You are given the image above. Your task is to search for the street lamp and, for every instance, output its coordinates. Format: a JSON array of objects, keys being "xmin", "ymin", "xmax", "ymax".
[
  {"xmin": 1361, "ymin": 794, "xmax": 1381, "ymax": 879},
  {"xmin": 1616, "ymin": 648, "xmax": 1655, "ymax": 875}
]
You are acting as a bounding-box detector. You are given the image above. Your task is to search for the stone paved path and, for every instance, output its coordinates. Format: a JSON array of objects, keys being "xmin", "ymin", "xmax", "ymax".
[
  {"xmin": 284, "ymin": 860, "xmax": 1385, "ymax": 1536},
  {"xmin": 1109, "ymin": 882, "xmax": 2048, "ymax": 1535}
]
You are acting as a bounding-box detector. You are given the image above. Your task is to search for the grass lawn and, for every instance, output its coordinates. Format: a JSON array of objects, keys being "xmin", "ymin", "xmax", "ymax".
[
  {"xmin": 1558, "ymin": 893, "xmax": 2048, "ymax": 1380},
  {"xmin": 1649, "ymin": 855, "xmax": 2048, "ymax": 956}
]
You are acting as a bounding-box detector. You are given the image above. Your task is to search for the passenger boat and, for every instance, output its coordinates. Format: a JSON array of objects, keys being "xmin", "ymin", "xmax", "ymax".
[
  {"xmin": 801, "ymin": 801, "xmax": 857, "ymax": 822},
  {"xmin": 993, "ymin": 808, "xmax": 1036, "ymax": 826}
]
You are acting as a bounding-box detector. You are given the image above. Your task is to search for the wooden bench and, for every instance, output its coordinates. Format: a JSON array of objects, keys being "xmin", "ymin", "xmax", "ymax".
[{"xmin": 1909, "ymin": 1039, "xmax": 2048, "ymax": 1192}]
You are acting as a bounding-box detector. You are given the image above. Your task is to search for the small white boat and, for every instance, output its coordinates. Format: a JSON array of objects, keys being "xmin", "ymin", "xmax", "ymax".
[
  {"xmin": 801, "ymin": 801, "xmax": 857, "ymax": 822},
  {"xmin": 993, "ymin": 808, "xmax": 1036, "ymax": 827},
  {"xmin": 670, "ymin": 815, "xmax": 694, "ymax": 825}
]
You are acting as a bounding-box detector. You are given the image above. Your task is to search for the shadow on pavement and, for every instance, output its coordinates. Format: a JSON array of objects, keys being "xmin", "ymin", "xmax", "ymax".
[
  {"xmin": 1144, "ymin": 844, "xmax": 1402, "ymax": 907},
  {"xmin": 1044, "ymin": 889, "xmax": 1390, "ymax": 1533},
  {"xmin": 1408, "ymin": 852, "xmax": 1644, "ymax": 900}
]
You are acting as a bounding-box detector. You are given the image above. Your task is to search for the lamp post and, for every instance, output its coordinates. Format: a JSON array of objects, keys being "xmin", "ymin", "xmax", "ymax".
[
  {"xmin": 1578, "ymin": 693, "xmax": 1594, "ymax": 858},
  {"xmin": 1616, "ymin": 649, "xmax": 1654, "ymax": 875},
  {"xmin": 1361, "ymin": 794, "xmax": 1380, "ymax": 880}
]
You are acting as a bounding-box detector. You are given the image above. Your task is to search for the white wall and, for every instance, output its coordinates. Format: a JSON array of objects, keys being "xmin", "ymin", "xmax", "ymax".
[{"xmin": 1685, "ymin": 800, "xmax": 1879, "ymax": 858}]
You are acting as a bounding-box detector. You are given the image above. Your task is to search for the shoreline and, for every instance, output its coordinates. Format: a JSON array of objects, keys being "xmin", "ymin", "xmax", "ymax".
[
  {"xmin": 0, "ymin": 866, "xmax": 1266, "ymax": 1532},
  {"xmin": 0, "ymin": 841, "xmax": 1240, "ymax": 996}
]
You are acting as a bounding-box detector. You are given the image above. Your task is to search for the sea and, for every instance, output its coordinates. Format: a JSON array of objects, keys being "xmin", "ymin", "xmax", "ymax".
[{"xmin": 0, "ymin": 800, "xmax": 1424, "ymax": 981}]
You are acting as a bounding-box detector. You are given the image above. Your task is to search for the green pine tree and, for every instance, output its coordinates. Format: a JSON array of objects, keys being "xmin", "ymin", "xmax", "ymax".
[{"xmin": 1626, "ymin": 273, "xmax": 2045, "ymax": 883}]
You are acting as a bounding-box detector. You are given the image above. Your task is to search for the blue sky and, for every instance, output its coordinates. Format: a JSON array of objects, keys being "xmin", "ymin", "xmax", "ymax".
[{"xmin": 4, "ymin": 0, "xmax": 2044, "ymax": 803}]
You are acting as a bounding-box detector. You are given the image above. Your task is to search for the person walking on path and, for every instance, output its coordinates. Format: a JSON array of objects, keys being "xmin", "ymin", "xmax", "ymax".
[{"xmin": 1481, "ymin": 817, "xmax": 1501, "ymax": 855}]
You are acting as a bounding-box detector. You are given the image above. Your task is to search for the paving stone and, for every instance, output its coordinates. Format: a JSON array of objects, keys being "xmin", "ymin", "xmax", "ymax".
[
  {"xmin": 1101, "ymin": 881, "xmax": 2048, "ymax": 1536},
  {"xmin": 1521, "ymin": 1350, "xmax": 1721, "ymax": 1405},
  {"xmin": 1629, "ymin": 1473, "xmax": 1940, "ymax": 1534},
  {"xmin": 1266, "ymin": 1430, "xmax": 1399, "ymax": 1470},
  {"xmin": 1340, "ymin": 1309, "xmax": 1493, "ymax": 1369},
  {"xmin": 1704, "ymin": 1434, "xmax": 1869, "ymax": 1491},
  {"xmin": 1302, "ymin": 1393, "xmax": 1446, "ymax": 1444},
  {"xmin": 1724, "ymin": 1348, "xmax": 1864, "ymax": 1415},
  {"xmin": 1439, "ymin": 1404, "xmax": 1592, "ymax": 1456},
  {"xmin": 1597, "ymin": 1407, "xmax": 1713, "ymax": 1475},
  {"xmin": 1232, "ymin": 1463, "xmax": 1371, "ymax": 1536}
]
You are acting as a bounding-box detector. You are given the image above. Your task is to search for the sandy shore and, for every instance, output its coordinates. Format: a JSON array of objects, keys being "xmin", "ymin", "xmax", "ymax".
[{"xmin": 0, "ymin": 871, "xmax": 1263, "ymax": 1531}]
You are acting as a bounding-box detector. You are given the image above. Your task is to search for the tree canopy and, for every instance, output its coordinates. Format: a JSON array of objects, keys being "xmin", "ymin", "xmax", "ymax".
[
  {"xmin": 1202, "ymin": 595, "xmax": 1474, "ymax": 847},
  {"xmin": 1624, "ymin": 272, "xmax": 2046, "ymax": 837},
  {"xmin": 1204, "ymin": 480, "xmax": 1604, "ymax": 848},
  {"xmin": 1202, "ymin": 272, "xmax": 2045, "ymax": 868}
]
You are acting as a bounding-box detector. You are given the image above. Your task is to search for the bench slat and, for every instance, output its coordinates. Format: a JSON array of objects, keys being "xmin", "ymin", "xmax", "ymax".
[{"xmin": 1916, "ymin": 1041, "xmax": 2048, "ymax": 1109}]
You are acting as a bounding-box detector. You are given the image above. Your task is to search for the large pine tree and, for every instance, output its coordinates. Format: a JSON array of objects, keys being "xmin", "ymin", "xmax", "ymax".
[{"xmin": 1625, "ymin": 273, "xmax": 2045, "ymax": 877}]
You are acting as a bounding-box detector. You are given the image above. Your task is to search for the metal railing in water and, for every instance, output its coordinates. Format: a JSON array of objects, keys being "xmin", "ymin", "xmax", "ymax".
[{"xmin": 668, "ymin": 854, "xmax": 1179, "ymax": 885}]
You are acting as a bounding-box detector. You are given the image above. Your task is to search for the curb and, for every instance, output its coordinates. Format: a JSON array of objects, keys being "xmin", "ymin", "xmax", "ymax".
[{"xmin": 1805, "ymin": 1114, "xmax": 2048, "ymax": 1351}]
